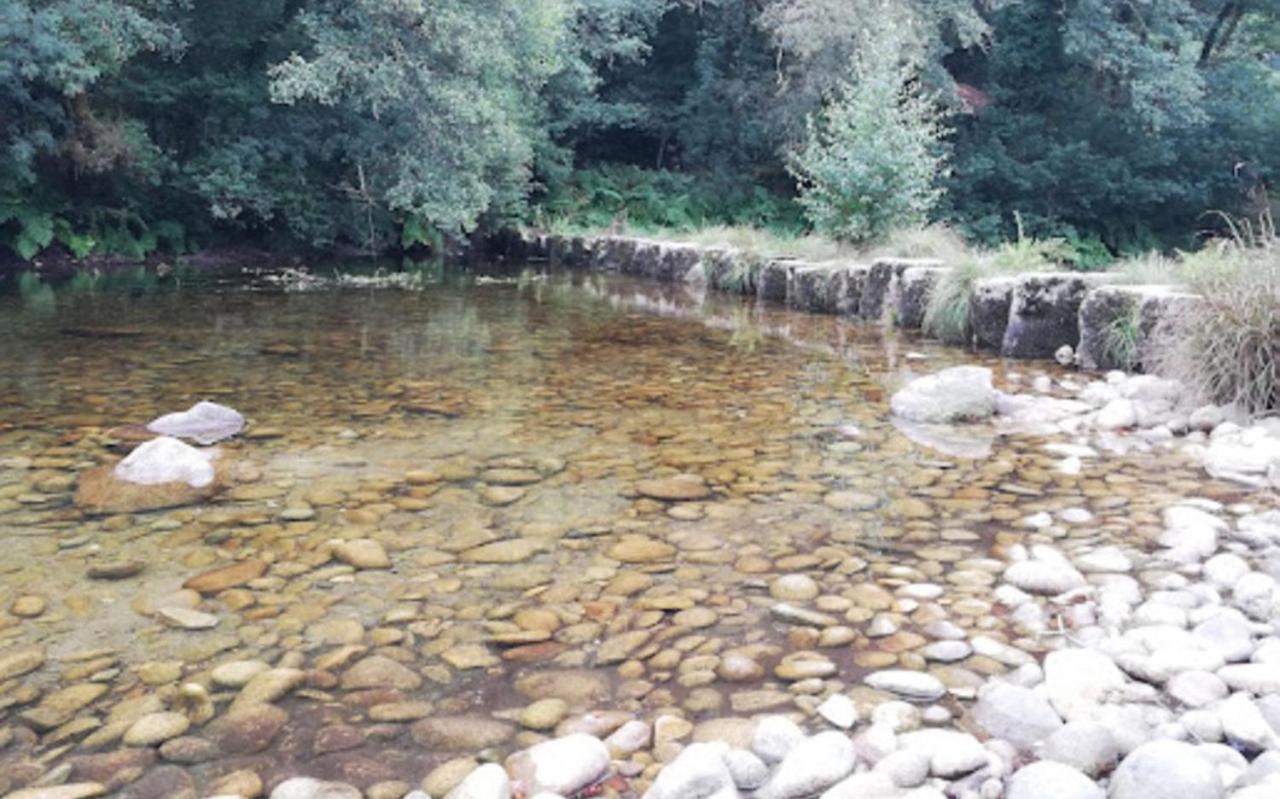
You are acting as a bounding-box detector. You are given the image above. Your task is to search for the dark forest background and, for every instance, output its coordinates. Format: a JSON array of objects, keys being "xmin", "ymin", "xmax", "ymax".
[{"xmin": 3, "ymin": 1, "xmax": 1277, "ymax": 262}]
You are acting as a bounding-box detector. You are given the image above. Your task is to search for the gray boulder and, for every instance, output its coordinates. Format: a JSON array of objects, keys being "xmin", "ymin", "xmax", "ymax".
[
  {"xmin": 970, "ymin": 682, "xmax": 1063, "ymax": 751},
  {"xmin": 147, "ymin": 400, "xmax": 245, "ymax": 445},
  {"xmin": 890, "ymin": 366, "xmax": 996, "ymax": 424},
  {"xmin": 1109, "ymin": 740, "xmax": 1222, "ymax": 799},
  {"xmin": 1006, "ymin": 762, "xmax": 1103, "ymax": 799},
  {"xmin": 1040, "ymin": 721, "xmax": 1120, "ymax": 778}
]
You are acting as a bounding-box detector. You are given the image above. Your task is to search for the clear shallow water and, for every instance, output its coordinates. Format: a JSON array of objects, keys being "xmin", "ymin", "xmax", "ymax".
[{"xmin": 0, "ymin": 268, "xmax": 1253, "ymax": 794}]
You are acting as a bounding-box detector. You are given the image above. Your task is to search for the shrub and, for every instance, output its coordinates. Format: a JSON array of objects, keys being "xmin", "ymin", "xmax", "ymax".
[
  {"xmin": 1150, "ymin": 214, "xmax": 1279, "ymax": 414},
  {"xmin": 788, "ymin": 32, "xmax": 949, "ymax": 245},
  {"xmin": 534, "ymin": 165, "xmax": 805, "ymax": 235}
]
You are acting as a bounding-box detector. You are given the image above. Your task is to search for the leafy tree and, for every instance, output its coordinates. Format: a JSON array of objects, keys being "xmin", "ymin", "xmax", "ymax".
[
  {"xmin": 789, "ymin": 24, "xmax": 949, "ymax": 243},
  {"xmin": 945, "ymin": 0, "xmax": 1279, "ymax": 249}
]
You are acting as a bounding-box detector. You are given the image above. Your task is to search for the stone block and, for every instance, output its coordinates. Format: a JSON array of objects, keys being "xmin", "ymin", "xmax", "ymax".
[{"xmin": 1002, "ymin": 273, "xmax": 1115, "ymax": 359}]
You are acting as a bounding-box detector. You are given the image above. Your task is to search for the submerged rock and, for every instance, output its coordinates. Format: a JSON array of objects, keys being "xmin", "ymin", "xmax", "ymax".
[{"xmin": 146, "ymin": 400, "xmax": 245, "ymax": 444}]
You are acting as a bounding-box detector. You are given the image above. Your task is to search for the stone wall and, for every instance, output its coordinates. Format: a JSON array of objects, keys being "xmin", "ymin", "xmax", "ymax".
[{"xmin": 519, "ymin": 231, "xmax": 1197, "ymax": 372}]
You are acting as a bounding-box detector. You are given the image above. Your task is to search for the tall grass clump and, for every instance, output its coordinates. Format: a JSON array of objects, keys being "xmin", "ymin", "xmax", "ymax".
[
  {"xmin": 1151, "ymin": 212, "xmax": 1279, "ymax": 414},
  {"xmin": 867, "ymin": 225, "xmax": 969, "ymax": 263}
]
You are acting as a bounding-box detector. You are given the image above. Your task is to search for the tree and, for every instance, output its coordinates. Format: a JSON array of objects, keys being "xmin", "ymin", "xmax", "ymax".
[
  {"xmin": 1, "ymin": 0, "xmax": 181, "ymax": 257},
  {"xmin": 944, "ymin": 0, "xmax": 1279, "ymax": 249},
  {"xmin": 788, "ymin": 23, "xmax": 949, "ymax": 243}
]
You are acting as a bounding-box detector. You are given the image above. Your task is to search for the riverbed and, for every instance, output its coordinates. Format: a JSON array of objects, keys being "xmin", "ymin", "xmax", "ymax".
[{"xmin": 0, "ymin": 267, "xmax": 1268, "ymax": 798}]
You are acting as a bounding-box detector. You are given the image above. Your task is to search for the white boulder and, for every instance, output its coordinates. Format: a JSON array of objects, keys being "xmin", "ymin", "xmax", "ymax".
[
  {"xmin": 889, "ymin": 367, "xmax": 995, "ymax": 424},
  {"xmin": 147, "ymin": 400, "xmax": 245, "ymax": 444},
  {"xmin": 113, "ymin": 436, "xmax": 217, "ymax": 488}
]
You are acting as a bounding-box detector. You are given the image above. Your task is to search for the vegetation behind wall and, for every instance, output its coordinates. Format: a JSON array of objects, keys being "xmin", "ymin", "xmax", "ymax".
[{"xmin": 2, "ymin": 1, "xmax": 1277, "ymax": 264}]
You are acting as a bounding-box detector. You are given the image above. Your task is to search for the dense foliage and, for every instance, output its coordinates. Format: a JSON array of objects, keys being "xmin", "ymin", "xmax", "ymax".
[
  {"xmin": 1, "ymin": 0, "xmax": 1276, "ymax": 260},
  {"xmin": 788, "ymin": 25, "xmax": 950, "ymax": 243}
]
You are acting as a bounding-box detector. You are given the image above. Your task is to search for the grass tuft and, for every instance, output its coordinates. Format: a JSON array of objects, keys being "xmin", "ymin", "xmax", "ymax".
[{"xmin": 1149, "ymin": 211, "xmax": 1279, "ymax": 414}]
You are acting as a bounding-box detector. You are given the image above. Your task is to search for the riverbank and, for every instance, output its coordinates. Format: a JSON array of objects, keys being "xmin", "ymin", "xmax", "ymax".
[{"xmin": 508, "ymin": 230, "xmax": 1201, "ymax": 374}]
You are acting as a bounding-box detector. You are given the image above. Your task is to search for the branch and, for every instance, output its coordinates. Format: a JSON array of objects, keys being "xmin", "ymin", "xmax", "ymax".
[{"xmin": 1199, "ymin": 1, "xmax": 1241, "ymax": 67}]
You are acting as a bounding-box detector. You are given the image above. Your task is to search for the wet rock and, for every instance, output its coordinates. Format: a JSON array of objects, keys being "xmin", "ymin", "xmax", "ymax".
[
  {"xmin": 1192, "ymin": 609, "xmax": 1255, "ymax": 663},
  {"xmin": 269, "ymin": 777, "xmax": 361, "ymax": 799},
  {"xmin": 872, "ymin": 748, "xmax": 930, "ymax": 789},
  {"xmin": 87, "ymin": 558, "xmax": 150, "ymax": 589},
  {"xmin": 752, "ymin": 716, "xmax": 806, "ymax": 764},
  {"xmin": 422, "ymin": 758, "xmax": 478, "ymax": 797},
  {"xmin": 724, "ymin": 748, "xmax": 769, "ymax": 791},
  {"xmin": 443, "ymin": 763, "xmax": 511, "ymax": 799},
  {"xmin": 899, "ymin": 729, "xmax": 988, "ymax": 778},
  {"xmin": 816, "ymin": 694, "xmax": 858, "ymax": 730},
  {"xmin": 1167, "ymin": 671, "xmax": 1228, "ymax": 708},
  {"xmin": 208, "ymin": 769, "xmax": 263, "ymax": 798},
  {"xmin": 368, "ymin": 701, "xmax": 433, "ymax": 722},
  {"xmin": 10, "ymin": 594, "xmax": 47, "ymax": 617},
  {"xmin": 506, "ymin": 734, "xmax": 610, "ymax": 796},
  {"xmin": 755, "ymin": 731, "xmax": 856, "ymax": 799},
  {"xmin": 312, "ymin": 724, "xmax": 365, "ymax": 755},
  {"xmin": 147, "ymin": 401, "xmax": 245, "ymax": 445},
  {"xmin": 0, "ymin": 644, "xmax": 45, "ymax": 681},
  {"xmin": 1218, "ymin": 663, "xmax": 1280, "ymax": 695},
  {"xmin": 157, "ymin": 607, "xmax": 219, "ymax": 630},
  {"xmin": 1219, "ymin": 692, "xmax": 1277, "ymax": 753},
  {"xmin": 123, "ymin": 713, "xmax": 190, "ymax": 747},
  {"xmin": 8, "ymin": 785, "xmax": 109, "ymax": 799},
  {"xmin": 769, "ymin": 574, "xmax": 819, "ymax": 602},
  {"xmin": 635, "ymin": 474, "xmax": 711, "ymax": 501},
  {"xmin": 1005, "ymin": 761, "xmax": 1103, "ymax": 799},
  {"xmin": 341, "ymin": 656, "xmax": 421, "ymax": 691},
  {"xmin": 212, "ymin": 660, "xmax": 270, "ymax": 688},
  {"xmin": 157, "ymin": 736, "xmax": 218, "ymax": 764},
  {"xmin": 208, "ymin": 705, "xmax": 289, "ymax": 754},
  {"xmin": 229, "ymin": 669, "xmax": 305, "ymax": 712},
  {"xmin": 442, "ymin": 644, "xmax": 499, "ymax": 670},
  {"xmin": 515, "ymin": 669, "xmax": 612, "ymax": 706},
  {"xmin": 460, "ymin": 539, "xmax": 544, "ymax": 564},
  {"xmin": 410, "ymin": 716, "xmax": 515, "ymax": 750},
  {"xmin": 717, "ymin": 654, "xmax": 764, "ymax": 683},
  {"xmin": 1003, "ymin": 561, "xmax": 1085, "ymax": 595},
  {"xmin": 183, "ymin": 559, "xmax": 268, "ymax": 593},
  {"xmin": 518, "ymin": 698, "xmax": 568, "ymax": 731},
  {"xmin": 1109, "ymin": 740, "xmax": 1222, "ymax": 799},
  {"xmin": 115, "ymin": 765, "xmax": 195, "ymax": 799},
  {"xmin": 889, "ymin": 366, "xmax": 995, "ymax": 424},
  {"xmin": 22, "ymin": 682, "xmax": 110, "ymax": 730},
  {"xmin": 75, "ymin": 438, "xmax": 225, "ymax": 514},
  {"xmin": 606, "ymin": 536, "xmax": 674, "ymax": 563},
  {"xmin": 478, "ymin": 485, "xmax": 526, "ymax": 506},
  {"xmin": 330, "ymin": 539, "xmax": 389, "ymax": 569},
  {"xmin": 643, "ymin": 741, "xmax": 736, "ymax": 799},
  {"xmin": 1039, "ymin": 721, "xmax": 1119, "ymax": 778},
  {"xmin": 67, "ymin": 748, "xmax": 155, "ymax": 787},
  {"xmin": 1043, "ymin": 649, "xmax": 1126, "ymax": 721},
  {"xmin": 970, "ymin": 682, "xmax": 1062, "ymax": 751},
  {"xmin": 823, "ymin": 491, "xmax": 879, "ymax": 511},
  {"xmin": 774, "ymin": 651, "xmax": 836, "ymax": 681},
  {"xmin": 864, "ymin": 670, "xmax": 946, "ymax": 702}
]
